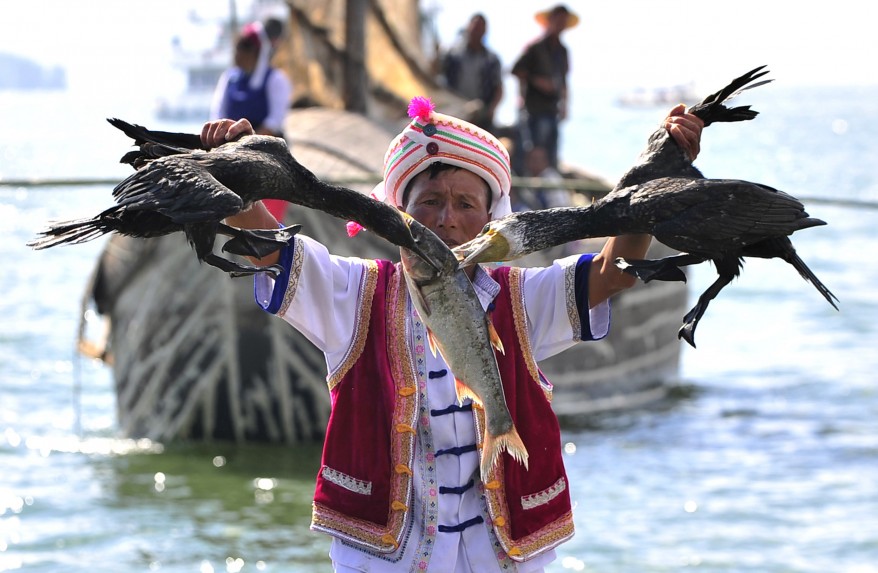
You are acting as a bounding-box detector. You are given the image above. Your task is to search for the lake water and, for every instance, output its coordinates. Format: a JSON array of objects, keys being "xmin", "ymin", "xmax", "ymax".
[{"xmin": 1, "ymin": 83, "xmax": 877, "ymax": 572}]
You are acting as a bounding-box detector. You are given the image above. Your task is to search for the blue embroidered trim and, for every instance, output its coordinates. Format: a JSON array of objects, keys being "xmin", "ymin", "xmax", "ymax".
[
  {"xmin": 430, "ymin": 403, "xmax": 473, "ymax": 417},
  {"xmin": 428, "ymin": 369, "xmax": 447, "ymax": 379},
  {"xmin": 439, "ymin": 479, "xmax": 474, "ymax": 495},
  {"xmin": 438, "ymin": 516, "xmax": 484, "ymax": 533},
  {"xmin": 435, "ymin": 444, "xmax": 477, "ymax": 457},
  {"xmin": 262, "ymin": 236, "xmax": 296, "ymax": 314},
  {"xmin": 574, "ymin": 253, "xmax": 596, "ymax": 340}
]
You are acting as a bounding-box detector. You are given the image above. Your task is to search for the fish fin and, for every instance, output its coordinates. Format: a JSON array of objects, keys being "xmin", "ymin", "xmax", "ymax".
[
  {"xmin": 426, "ymin": 330, "xmax": 440, "ymax": 358},
  {"xmin": 487, "ymin": 320, "xmax": 505, "ymax": 355},
  {"xmin": 480, "ymin": 426, "xmax": 529, "ymax": 479},
  {"xmin": 455, "ymin": 378, "xmax": 482, "ymax": 407}
]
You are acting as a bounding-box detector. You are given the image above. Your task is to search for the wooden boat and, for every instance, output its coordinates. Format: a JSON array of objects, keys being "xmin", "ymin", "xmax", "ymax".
[{"xmin": 78, "ymin": 0, "xmax": 687, "ymax": 443}]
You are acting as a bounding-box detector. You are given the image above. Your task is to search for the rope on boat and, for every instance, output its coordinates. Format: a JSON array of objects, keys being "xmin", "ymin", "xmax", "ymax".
[{"xmin": 3, "ymin": 177, "xmax": 877, "ymax": 210}]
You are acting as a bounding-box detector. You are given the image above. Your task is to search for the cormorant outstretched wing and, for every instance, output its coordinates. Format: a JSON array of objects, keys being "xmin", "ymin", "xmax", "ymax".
[
  {"xmin": 111, "ymin": 155, "xmax": 245, "ymax": 224},
  {"xmin": 109, "ymin": 118, "xmax": 203, "ymax": 168}
]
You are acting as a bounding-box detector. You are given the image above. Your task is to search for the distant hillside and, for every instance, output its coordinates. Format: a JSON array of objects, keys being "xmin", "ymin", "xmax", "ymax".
[{"xmin": 0, "ymin": 53, "xmax": 66, "ymax": 90}]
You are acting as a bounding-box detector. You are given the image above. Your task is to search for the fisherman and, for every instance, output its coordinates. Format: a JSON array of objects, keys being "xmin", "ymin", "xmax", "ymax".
[{"xmin": 200, "ymin": 99, "xmax": 703, "ymax": 572}]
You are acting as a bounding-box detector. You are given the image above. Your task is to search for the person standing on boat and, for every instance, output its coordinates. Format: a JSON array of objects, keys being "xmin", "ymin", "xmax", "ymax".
[
  {"xmin": 210, "ymin": 22, "xmax": 292, "ymax": 138},
  {"xmin": 438, "ymin": 13, "xmax": 504, "ymax": 134},
  {"xmin": 200, "ymin": 98, "xmax": 703, "ymax": 572},
  {"xmin": 511, "ymin": 4, "xmax": 578, "ymax": 171},
  {"xmin": 210, "ymin": 21, "xmax": 293, "ymax": 221}
]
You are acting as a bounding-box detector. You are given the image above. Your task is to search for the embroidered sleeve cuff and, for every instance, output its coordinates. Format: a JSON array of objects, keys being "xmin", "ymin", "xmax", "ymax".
[
  {"xmin": 573, "ymin": 254, "xmax": 610, "ymax": 341},
  {"xmin": 254, "ymin": 235, "xmax": 297, "ymax": 314}
]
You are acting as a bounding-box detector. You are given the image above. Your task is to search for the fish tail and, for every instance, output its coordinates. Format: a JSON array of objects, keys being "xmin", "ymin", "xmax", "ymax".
[{"xmin": 480, "ymin": 425, "xmax": 529, "ymax": 479}]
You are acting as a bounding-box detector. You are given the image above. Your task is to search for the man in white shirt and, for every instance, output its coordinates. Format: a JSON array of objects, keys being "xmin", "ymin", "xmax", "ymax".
[{"xmin": 200, "ymin": 98, "xmax": 702, "ymax": 572}]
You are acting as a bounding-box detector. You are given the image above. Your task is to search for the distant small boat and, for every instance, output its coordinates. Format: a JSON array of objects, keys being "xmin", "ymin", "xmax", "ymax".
[{"xmin": 616, "ymin": 83, "xmax": 699, "ymax": 108}]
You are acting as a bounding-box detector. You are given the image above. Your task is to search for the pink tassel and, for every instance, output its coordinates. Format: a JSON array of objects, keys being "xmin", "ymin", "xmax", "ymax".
[
  {"xmin": 346, "ymin": 221, "xmax": 365, "ymax": 237},
  {"xmin": 408, "ymin": 96, "xmax": 434, "ymax": 122}
]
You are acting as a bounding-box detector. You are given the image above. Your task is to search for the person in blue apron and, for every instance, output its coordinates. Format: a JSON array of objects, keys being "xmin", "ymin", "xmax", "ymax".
[
  {"xmin": 211, "ymin": 21, "xmax": 293, "ymax": 220},
  {"xmin": 211, "ymin": 21, "xmax": 292, "ymax": 138}
]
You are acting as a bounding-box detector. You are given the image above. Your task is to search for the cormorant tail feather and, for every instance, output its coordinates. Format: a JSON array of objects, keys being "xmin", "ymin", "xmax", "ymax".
[
  {"xmin": 690, "ymin": 66, "xmax": 773, "ymax": 126},
  {"xmin": 28, "ymin": 219, "xmax": 109, "ymax": 249},
  {"xmin": 787, "ymin": 252, "xmax": 840, "ymax": 310}
]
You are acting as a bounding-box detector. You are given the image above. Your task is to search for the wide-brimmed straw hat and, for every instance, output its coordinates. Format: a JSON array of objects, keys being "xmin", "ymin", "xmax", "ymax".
[{"xmin": 535, "ymin": 4, "xmax": 580, "ymax": 30}]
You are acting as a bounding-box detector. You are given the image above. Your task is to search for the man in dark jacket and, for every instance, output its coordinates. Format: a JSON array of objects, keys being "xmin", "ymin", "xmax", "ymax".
[{"xmin": 511, "ymin": 4, "xmax": 579, "ymax": 170}]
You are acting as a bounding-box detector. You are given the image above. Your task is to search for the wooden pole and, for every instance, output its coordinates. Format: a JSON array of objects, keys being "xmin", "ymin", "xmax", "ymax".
[{"xmin": 343, "ymin": 0, "xmax": 368, "ymax": 113}]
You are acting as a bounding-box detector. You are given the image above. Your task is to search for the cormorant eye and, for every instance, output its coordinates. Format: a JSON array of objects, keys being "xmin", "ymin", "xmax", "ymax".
[{"xmin": 481, "ymin": 224, "xmax": 490, "ymax": 234}]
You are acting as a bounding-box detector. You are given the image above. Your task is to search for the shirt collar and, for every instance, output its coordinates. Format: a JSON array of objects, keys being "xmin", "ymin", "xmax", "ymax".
[{"xmin": 471, "ymin": 264, "xmax": 500, "ymax": 310}]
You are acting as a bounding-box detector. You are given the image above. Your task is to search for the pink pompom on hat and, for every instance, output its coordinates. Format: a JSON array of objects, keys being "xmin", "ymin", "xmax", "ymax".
[{"xmin": 372, "ymin": 96, "xmax": 513, "ymax": 221}]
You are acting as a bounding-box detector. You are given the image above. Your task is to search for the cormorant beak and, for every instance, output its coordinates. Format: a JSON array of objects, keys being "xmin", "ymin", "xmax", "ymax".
[
  {"xmin": 400, "ymin": 213, "xmax": 444, "ymax": 273},
  {"xmin": 453, "ymin": 228, "xmax": 503, "ymax": 267}
]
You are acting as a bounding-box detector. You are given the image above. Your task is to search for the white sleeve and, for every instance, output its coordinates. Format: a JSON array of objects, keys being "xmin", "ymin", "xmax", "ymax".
[
  {"xmin": 262, "ymin": 69, "xmax": 293, "ymax": 133},
  {"xmin": 521, "ymin": 253, "xmax": 610, "ymax": 361},
  {"xmin": 255, "ymin": 235, "xmax": 365, "ymax": 366},
  {"xmin": 209, "ymin": 70, "xmax": 230, "ymax": 120},
  {"xmin": 210, "ymin": 69, "xmax": 229, "ymax": 120}
]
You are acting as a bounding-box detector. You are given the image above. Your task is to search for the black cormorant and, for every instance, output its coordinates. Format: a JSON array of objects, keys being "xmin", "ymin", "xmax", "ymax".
[
  {"xmin": 29, "ymin": 119, "xmax": 443, "ymax": 276},
  {"xmin": 455, "ymin": 66, "xmax": 775, "ymax": 266},
  {"xmin": 454, "ymin": 175, "xmax": 838, "ymax": 346}
]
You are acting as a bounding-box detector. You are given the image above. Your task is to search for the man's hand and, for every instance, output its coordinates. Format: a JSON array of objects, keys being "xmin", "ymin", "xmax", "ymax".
[
  {"xmin": 200, "ymin": 118, "xmax": 255, "ymax": 148},
  {"xmin": 664, "ymin": 104, "xmax": 704, "ymax": 161}
]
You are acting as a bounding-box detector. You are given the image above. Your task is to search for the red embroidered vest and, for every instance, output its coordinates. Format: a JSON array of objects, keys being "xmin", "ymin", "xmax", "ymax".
[{"xmin": 310, "ymin": 261, "xmax": 574, "ymax": 562}]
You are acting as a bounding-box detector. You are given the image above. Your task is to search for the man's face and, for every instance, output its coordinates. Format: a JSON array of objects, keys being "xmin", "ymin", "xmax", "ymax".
[
  {"xmin": 546, "ymin": 10, "xmax": 569, "ymax": 35},
  {"xmin": 234, "ymin": 42, "xmax": 259, "ymax": 72},
  {"xmin": 403, "ymin": 169, "xmax": 491, "ymax": 248},
  {"xmin": 467, "ymin": 16, "xmax": 486, "ymax": 43}
]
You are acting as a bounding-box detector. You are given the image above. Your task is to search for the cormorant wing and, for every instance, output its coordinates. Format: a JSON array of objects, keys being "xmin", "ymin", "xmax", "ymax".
[
  {"xmin": 648, "ymin": 178, "xmax": 821, "ymax": 253},
  {"xmin": 108, "ymin": 118, "xmax": 203, "ymax": 150},
  {"xmin": 109, "ymin": 118, "xmax": 205, "ymax": 168},
  {"xmin": 111, "ymin": 155, "xmax": 244, "ymax": 224}
]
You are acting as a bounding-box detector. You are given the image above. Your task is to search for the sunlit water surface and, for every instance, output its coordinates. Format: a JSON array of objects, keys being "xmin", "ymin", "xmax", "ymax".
[{"xmin": 1, "ymin": 86, "xmax": 876, "ymax": 572}]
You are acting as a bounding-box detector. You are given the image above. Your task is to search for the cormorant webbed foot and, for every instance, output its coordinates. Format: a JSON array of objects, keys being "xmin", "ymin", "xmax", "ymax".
[
  {"xmin": 676, "ymin": 272, "xmax": 734, "ymax": 349},
  {"xmin": 219, "ymin": 224, "xmax": 302, "ymax": 258},
  {"xmin": 616, "ymin": 253, "xmax": 707, "ymax": 283},
  {"xmin": 228, "ymin": 264, "xmax": 286, "ymax": 279},
  {"xmin": 677, "ymin": 309, "xmax": 701, "ymax": 348},
  {"xmin": 203, "ymin": 253, "xmax": 284, "ymax": 278},
  {"xmin": 615, "ymin": 257, "xmax": 688, "ymax": 283}
]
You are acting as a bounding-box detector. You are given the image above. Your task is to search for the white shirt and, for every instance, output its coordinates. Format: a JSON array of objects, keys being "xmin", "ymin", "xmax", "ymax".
[{"xmin": 256, "ymin": 235, "xmax": 610, "ymax": 572}]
